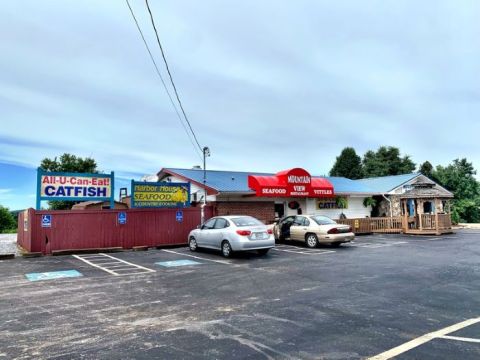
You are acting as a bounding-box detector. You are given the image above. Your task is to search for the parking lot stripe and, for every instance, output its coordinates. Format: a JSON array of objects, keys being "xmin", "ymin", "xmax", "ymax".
[
  {"xmin": 367, "ymin": 317, "xmax": 480, "ymax": 360},
  {"xmin": 73, "ymin": 253, "xmax": 156, "ymax": 276},
  {"xmin": 438, "ymin": 335, "xmax": 480, "ymax": 344},
  {"xmin": 162, "ymin": 249, "xmax": 233, "ymax": 265},
  {"xmin": 273, "ymin": 248, "xmax": 335, "ymax": 255}
]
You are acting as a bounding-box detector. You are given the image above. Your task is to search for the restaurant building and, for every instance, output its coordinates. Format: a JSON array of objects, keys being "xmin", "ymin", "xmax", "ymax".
[{"xmin": 153, "ymin": 167, "xmax": 453, "ymax": 224}]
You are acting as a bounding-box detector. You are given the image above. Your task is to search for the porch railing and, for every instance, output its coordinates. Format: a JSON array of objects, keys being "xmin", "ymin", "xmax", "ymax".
[
  {"xmin": 337, "ymin": 214, "xmax": 452, "ymax": 234},
  {"xmin": 337, "ymin": 217, "xmax": 403, "ymax": 234}
]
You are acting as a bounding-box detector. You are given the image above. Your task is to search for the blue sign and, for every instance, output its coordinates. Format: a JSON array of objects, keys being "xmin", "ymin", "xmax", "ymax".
[
  {"xmin": 176, "ymin": 210, "xmax": 183, "ymax": 223},
  {"xmin": 156, "ymin": 260, "xmax": 201, "ymax": 267},
  {"xmin": 41, "ymin": 214, "xmax": 52, "ymax": 228},
  {"xmin": 25, "ymin": 270, "xmax": 83, "ymax": 282},
  {"xmin": 118, "ymin": 212, "xmax": 127, "ymax": 225}
]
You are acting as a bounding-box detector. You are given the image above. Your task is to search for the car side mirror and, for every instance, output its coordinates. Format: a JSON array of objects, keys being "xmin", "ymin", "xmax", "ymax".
[{"xmin": 197, "ymin": 225, "xmax": 202, "ymax": 229}]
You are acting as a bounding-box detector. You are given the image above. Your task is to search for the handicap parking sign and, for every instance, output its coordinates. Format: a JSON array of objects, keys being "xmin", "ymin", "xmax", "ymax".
[
  {"xmin": 41, "ymin": 215, "xmax": 52, "ymax": 228},
  {"xmin": 176, "ymin": 210, "xmax": 183, "ymax": 223},
  {"xmin": 118, "ymin": 212, "xmax": 127, "ymax": 225}
]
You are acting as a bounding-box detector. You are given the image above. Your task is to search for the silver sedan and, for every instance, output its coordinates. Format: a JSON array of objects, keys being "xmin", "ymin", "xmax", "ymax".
[{"xmin": 188, "ymin": 216, "xmax": 275, "ymax": 257}]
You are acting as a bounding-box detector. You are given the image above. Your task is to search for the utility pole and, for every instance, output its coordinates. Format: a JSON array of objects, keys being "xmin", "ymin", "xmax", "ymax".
[{"xmin": 201, "ymin": 146, "xmax": 210, "ymax": 224}]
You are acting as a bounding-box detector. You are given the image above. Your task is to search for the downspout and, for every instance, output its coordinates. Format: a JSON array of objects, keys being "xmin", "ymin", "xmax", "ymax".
[{"xmin": 382, "ymin": 194, "xmax": 393, "ymax": 217}]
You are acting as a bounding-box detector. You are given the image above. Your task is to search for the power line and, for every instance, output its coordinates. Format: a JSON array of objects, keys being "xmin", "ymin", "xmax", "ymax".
[
  {"xmin": 125, "ymin": 0, "xmax": 202, "ymax": 161},
  {"xmin": 144, "ymin": 0, "xmax": 203, "ymax": 153}
]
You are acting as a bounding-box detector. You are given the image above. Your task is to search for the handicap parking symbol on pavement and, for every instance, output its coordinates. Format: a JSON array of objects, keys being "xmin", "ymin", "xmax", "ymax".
[
  {"xmin": 41, "ymin": 214, "xmax": 52, "ymax": 228},
  {"xmin": 25, "ymin": 270, "xmax": 83, "ymax": 282},
  {"xmin": 176, "ymin": 210, "xmax": 183, "ymax": 223},
  {"xmin": 156, "ymin": 260, "xmax": 201, "ymax": 267}
]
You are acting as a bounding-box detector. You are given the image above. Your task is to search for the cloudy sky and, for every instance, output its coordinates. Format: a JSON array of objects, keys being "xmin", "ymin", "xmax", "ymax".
[{"xmin": 1, "ymin": 0, "xmax": 479, "ymax": 210}]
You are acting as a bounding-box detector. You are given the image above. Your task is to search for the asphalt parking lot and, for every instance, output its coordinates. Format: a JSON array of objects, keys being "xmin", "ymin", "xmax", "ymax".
[{"xmin": 1, "ymin": 230, "xmax": 479, "ymax": 359}]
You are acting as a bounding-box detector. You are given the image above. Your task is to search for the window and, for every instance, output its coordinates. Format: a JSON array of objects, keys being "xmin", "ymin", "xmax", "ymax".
[
  {"xmin": 311, "ymin": 215, "xmax": 337, "ymax": 225},
  {"xmin": 231, "ymin": 216, "xmax": 263, "ymax": 227},
  {"xmin": 214, "ymin": 218, "xmax": 229, "ymax": 229},
  {"xmin": 202, "ymin": 218, "xmax": 216, "ymax": 229},
  {"xmin": 293, "ymin": 216, "xmax": 306, "ymax": 226}
]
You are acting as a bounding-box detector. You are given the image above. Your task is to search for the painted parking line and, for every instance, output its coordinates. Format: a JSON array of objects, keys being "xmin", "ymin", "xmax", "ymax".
[
  {"xmin": 162, "ymin": 249, "xmax": 233, "ymax": 265},
  {"xmin": 438, "ymin": 335, "xmax": 480, "ymax": 343},
  {"xmin": 73, "ymin": 253, "xmax": 156, "ymax": 276},
  {"xmin": 346, "ymin": 241, "xmax": 407, "ymax": 249},
  {"xmin": 273, "ymin": 245, "xmax": 336, "ymax": 255},
  {"xmin": 367, "ymin": 317, "xmax": 480, "ymax": 360},
  {"xmin": 25, "ymin": 270, "xmax": 83, "ymax": 282}
]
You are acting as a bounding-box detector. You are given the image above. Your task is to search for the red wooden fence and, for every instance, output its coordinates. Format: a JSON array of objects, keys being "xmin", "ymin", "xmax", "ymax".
[{"xmin": 17, "ymin": 207, "xmax": 213, "ymax": 255}]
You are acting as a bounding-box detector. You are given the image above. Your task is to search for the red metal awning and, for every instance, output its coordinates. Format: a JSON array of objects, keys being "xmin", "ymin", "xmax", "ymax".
[{"xmin": 248, "ymin": 168, "xmax": 334, "ymax": 198}]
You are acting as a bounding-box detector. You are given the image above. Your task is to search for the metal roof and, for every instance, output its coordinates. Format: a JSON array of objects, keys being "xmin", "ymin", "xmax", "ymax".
[
  {"xmin": 162, "ymin": 168, "xmax": 378, "ymax": 194},
  {"xmin": 354, "ymin": 173, "xmax": 420, "ymax": 193}
]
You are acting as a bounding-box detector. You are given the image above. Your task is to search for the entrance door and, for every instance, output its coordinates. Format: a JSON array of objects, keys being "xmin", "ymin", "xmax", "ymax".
[{"xmin": 274, "ymin": 203, "xmax": 285, "ymax": 220}]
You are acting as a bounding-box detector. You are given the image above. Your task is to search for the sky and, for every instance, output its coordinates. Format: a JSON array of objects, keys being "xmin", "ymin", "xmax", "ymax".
[{"xmin": 1, "ymin": 0, "xmax": 479, "ymax": 210}]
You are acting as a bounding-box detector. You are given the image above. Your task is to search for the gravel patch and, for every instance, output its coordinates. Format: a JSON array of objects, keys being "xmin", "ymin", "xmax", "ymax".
[{"xmin": 0, "ymin": 234, "xmax": 19, "ymax": 256}]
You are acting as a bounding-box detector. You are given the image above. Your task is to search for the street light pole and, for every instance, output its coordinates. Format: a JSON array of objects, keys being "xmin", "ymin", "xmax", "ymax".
[{"xmin": 201, "ymin": 146, "xmax": 210, "ymax": 225}]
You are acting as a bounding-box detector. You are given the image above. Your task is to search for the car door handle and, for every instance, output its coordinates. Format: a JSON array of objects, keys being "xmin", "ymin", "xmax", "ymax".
[{"xmin": 303, "ymin": 228, "xmax": 307, "ymax": 230}]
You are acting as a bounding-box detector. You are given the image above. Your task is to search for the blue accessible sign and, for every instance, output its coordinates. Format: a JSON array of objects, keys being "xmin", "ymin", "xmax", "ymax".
[
  {"xmin": 41, "ymin": 214, "xmax": 52, "ymax": 228},
  {"xmin": 118, "ymin": 212, "xmax": 127, "ymax": 225},
  {"xmin": 176, "ymin": 210, "xmax": 183, "ymax": 223}
]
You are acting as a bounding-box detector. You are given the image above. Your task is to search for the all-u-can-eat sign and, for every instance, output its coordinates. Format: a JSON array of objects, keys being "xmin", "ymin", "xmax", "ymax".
[
  {"xmin": 131, "ymin": 181, "xmax": 190, "ymax": 208},
  {"xmin": 36, "ymin": 169, "xmax": 114, "ymax": 209}
]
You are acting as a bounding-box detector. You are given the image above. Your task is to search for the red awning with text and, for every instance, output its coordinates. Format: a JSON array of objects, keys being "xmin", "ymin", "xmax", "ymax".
[{"xmin": 248, "ymin": 168, "xmax": 334, "ymax": 198}]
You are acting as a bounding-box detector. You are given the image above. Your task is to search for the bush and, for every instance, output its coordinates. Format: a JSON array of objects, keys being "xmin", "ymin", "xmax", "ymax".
[{"xmin": 0, "ymin": 205, "xmax": 16, "ymax": 233}]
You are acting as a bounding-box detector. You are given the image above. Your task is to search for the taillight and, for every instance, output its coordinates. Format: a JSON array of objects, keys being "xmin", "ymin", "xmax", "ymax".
[
  {"xmin": 267, "ymin": 229, "xmax": 273, "ymax": 234},
  {"xmin": 236, "ymin": 230, "xmax": 252, "ymax": 236},
  {"xmin": 327, "ymin": 228, "xmax": 339, "ymax": 234}
]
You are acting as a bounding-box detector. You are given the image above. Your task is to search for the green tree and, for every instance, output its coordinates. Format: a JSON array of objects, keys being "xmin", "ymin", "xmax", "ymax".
[
  {"xmin": 0, "ymin": 205, "xmax": 16, "ymax": 232},
  {"xmin": 329, "ymin": 147, "xmax": 363, "ymax": 179},
  {"xmin": 362, "ymin": 146, "xmax": 416, "ymax": 177},
  {"xmin": 432, "ymin": 158, "xmax": 480, "ymax": 223},
  {"xmin": 419, "ymin": 161, "xmax": 433, "ymax": 179},
  {"xmin": 40, "ymin": 153, "xmax": 99, "ymax": 210}
]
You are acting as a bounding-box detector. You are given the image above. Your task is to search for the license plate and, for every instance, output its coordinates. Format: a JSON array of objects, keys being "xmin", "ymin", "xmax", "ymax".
[{"xmin": 253, "ymin": 232, "xmax": 267, "ymax": 240}]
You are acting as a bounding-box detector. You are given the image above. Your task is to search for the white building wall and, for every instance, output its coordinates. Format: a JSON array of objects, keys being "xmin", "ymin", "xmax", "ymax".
[
  {"xmin": 306, "ymin": 196, "xmax": 371, "ymax": 219},
  {"xmin": 158, "ymin": 174, "xmax": 217, "ymax": 202}
]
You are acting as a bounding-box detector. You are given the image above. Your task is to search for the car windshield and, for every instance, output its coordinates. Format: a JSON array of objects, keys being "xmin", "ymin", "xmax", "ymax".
[
  {"xmin": 311, "ymin": 215, "xmax": 337, "ymax": 225},
  {"xmin": 231, "ymin": 216, "xmax": 264, "ymax": 227}
]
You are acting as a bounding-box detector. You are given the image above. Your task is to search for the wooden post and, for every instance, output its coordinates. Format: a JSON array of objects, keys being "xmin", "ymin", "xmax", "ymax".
[
  {"xmin": 402, "ymin": 200, "xmax": 407, "ymax": 233},
  {"xmin": 435, "ymin": 198, "xmax": 440, "ymax": 235},
  {"xmin": 418, "ymin": 200, "xmax": 423, "ymax": 231}
]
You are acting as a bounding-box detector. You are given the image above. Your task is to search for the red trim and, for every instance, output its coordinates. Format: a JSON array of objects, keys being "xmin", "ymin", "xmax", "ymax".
[
  {"xmin": 158, "ymin": 169, "xmax": 219, "ymax": 196},
  {"xmin": 248, "ymin": 168, "xmax": 334, "ymax": 198}
]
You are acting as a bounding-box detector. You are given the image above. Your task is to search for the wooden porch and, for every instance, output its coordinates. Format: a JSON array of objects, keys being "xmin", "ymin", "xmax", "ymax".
[{"xmin": 337, "ymin": 213, "xmax": 453, "ymax": 235}]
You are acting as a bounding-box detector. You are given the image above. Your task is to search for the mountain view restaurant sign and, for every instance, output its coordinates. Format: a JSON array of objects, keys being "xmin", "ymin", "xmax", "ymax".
[
  {"xmin": 36, "ymin": 169, "xmax": 114, "ymax": 209},
  {"xmin": 247, "ymin": 168, "xmax": 334, "ymax": 198}
]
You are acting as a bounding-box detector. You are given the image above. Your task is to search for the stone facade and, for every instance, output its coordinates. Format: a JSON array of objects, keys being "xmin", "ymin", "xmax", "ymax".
[{"xmin": 377, "ymin": 195, "xmax": 402, "ymax": 217}]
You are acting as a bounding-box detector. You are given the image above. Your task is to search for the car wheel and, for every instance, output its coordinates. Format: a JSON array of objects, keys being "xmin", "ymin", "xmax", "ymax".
[
  {"xmin": 257, "ymin": 248, "xmax": 270, "ymax": 256},
  {"xmin": 305, "ymin": 233, "xmax": 319, "ymax": 248},
  {"xmin": 189, "ymin": 237, "xmax": 198, "ymax": 252},
  {"xmin": 221, "ymin": 241, "xmax": 233, "ymax": 258}
]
